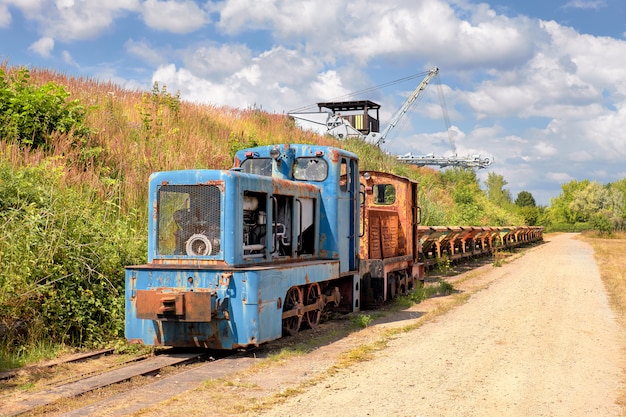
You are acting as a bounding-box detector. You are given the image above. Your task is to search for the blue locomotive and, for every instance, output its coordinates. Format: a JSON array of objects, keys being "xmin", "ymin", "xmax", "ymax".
[{"xmin": 125, "ymin": 144, "xmax": 362, "ymax": 349}]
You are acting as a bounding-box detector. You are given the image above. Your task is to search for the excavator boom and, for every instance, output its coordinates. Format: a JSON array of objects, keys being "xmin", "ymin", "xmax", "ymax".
[{"xmin": 366, "ymin": 67, "xmax": 439, "ymax": 147}]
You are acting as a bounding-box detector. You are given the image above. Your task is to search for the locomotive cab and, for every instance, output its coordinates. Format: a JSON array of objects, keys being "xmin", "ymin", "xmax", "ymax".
[{"xmin": 359, "ymin": 171, "xmax": 425, "ymax": 306}]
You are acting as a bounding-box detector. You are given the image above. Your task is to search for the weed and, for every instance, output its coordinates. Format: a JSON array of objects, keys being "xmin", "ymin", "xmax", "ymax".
[
  {"xmin": 436, "ymin": 254, "xmax": 452, "ymax": 274},
  {"xmin": 492, "ymin": 246, "xmax": 512, "ymax": 267},
  {"xmin": 393, "ymin": 295, "xmax": 414, "ymax": 309},
  {"xmin": 350, "ymin": 313, "xmax": 373, "ymax": 329},
  {"xmin": 393, "ymin": 279, "xmax": 454, "ymax": 308},
  {"xmin": 265, "ymin": 345, "xmax": 310, "ymax": 363},
  {"xmin": 0, "ymin": 338, "xmax": 65, "ymax": 371}
]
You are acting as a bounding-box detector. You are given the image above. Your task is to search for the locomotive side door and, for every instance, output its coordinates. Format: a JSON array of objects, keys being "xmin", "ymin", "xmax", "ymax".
[{"xmin": 338, "ymin": 157, "xmax": 358, "ymax": 273}]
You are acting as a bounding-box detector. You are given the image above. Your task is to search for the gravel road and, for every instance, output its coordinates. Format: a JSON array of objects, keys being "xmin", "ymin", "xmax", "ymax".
[{"xmin": 257, "ymin": 233, "xmax": 624, "ymax": 417}]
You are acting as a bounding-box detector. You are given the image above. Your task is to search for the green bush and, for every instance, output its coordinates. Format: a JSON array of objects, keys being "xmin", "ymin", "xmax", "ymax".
[
  {"xmin": 0, "ymin": 161, "xmax": 145, "ymax": 351},
  {"xmin": 0, "ymin": 67, "xmax": 90, "ymax": 147},
  {"xmin": 544, "ymin": 222, "xmax": 592, "ymax": 233},
  {"xmin": 589, "ymin": 213, "xmax": 613, "ymax": 236}
]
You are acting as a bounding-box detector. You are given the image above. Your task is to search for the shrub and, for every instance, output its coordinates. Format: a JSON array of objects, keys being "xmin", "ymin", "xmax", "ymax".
[
  {"xmin": 0, "ymin": 67, "xmax": 91, "ymax": 147},
  {"xmin": 590, "ymin": 213, "xmax": 613, "ymax": 236},
  {"xmin": 0, "ymin": 161, "xmax": 145, "ymax": 351}
]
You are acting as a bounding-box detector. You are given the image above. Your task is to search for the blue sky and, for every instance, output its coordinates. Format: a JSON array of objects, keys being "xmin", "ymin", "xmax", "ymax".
[{"xmin": 2, "ymin": 0, "xmax": 626, "ymax": 206}]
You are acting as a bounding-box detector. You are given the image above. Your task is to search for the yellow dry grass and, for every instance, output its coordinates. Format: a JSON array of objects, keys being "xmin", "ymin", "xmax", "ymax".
[{"xmin": 579, "ymin": 232, "xmax": 626, "ymax": 413}]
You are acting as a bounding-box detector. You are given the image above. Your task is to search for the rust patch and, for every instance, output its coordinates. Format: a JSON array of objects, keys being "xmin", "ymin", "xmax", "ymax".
[
  {"xmin": 135, "ymin": 290, "xmax": 214, "ymax": 322},
  {"xmin": 199, "ymin": 180, "xmax": 225, "ymax": 191},
  {"xmin": 151, "ymin": 259, "xmax": 225, "ymax": 267},
  {"xmin": 272, "ymin": 177, "xmax": 318, "ymax": 194},
  {"xmin": 219, "ymin": 272, "xmax": 232, "ymax": 286}
]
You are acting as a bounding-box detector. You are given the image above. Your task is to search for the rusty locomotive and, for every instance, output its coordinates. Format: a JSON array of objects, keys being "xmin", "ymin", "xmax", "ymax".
[{"xmin": 124, "ymin": 143, "xmax": 542, "ymax": 349}]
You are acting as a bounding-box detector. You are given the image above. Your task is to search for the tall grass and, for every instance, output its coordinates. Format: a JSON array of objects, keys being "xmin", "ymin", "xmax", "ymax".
[
  {"xmin": 0, "ymin": 63, "xmax": 523, "ymax": 227},
  {"xmin": 1, "ymin": 64, "xmax": 349, "ymax": 215}
]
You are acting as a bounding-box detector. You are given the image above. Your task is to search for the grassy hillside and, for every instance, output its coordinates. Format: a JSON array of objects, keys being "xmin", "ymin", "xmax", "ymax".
[
  {"xmin": 0, "ymin": 65, "xmax": 524, "ymax": 364},
  {"xmin": 2, "ymin": 65, "xmax": 523, "ymax": 224}
]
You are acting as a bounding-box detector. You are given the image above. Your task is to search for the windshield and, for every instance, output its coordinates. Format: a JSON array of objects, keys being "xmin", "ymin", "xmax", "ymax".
[
  {"xmin": 240, "ymin": 158, "xmax": 272, "ymax": 176},
  {"xmin": 293, "ymin": 157, "xmax": 328, "ymax": 181}
]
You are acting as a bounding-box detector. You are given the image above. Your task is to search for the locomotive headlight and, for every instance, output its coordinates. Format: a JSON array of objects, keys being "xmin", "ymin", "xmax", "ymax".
[
  {"xmin": 270, "ymin": 147, "xmax": 281, "ymax": 159},
  {"xmin": 363, "ymin": 172, "xmax": 371, "ymax": 180}
]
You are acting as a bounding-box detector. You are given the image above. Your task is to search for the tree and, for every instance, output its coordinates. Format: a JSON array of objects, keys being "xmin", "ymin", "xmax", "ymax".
[
  {"xmin": 548, "ymin": 179, "xmax": 590, "ymax": 224},
  {"xmin": 441, "ymin": 167, "xmax": 483, "ymax": 225},
  {"xmin": 484, "ymin": 172, "xmax": 512, "ymax": 206},
  {"xmin": 549, "ymin": 180, "xmax": 625, "ymax": 232},
  {"xmin": 569, "ymin": 181, "xmax": 606, "ymax": 221},
  {"xmin": 515, "ymin": 191, "xmax": 536, "ymax": 207},
  {"xmin": 607, "ymin": 179, "xmax": 626, "ymax": 230}
]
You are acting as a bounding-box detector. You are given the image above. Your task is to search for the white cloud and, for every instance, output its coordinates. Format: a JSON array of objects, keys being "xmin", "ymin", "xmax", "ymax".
[
  {"xmin": 62, "ymin": 50, "xmax": 77, "ymax": 66},
  {"xmin": 541, "ymin": 21, "xmax": 626, "ymax": 96},
  {"xmin": 582, "ymin": 105, "xmax": 626, "ymax": 159},
  {"xmin": 213, "ymin": 0, "xmax": 538, "ymax": 69},
  {"xmin": 591, "ymin": 169, "xmax": 608, "ymax": 178},
  {"xmin": 504, "ymin": 135, "xmax": 528, "ymax": 144},
  {"xmin": 25, "ymin": 0, "xmax": 141, "ymax": 41},
  {"xmin": 533, "ymin": 141, "xmax": 556, "ymax": 157},
  {"xmin": 568, "ymin": 150, "xmax": 592, "ymax": 162},
  {"xmin": 310, "ymin": 71, "xmax": 347, "ymax": 98},
  {"xmin": 547, "ymin": 172, "xmax": 574, "ymax": 182},
  {"xmin": 141, "ymin": 0, "xmax": 207, "ymax": 33},
  {"xmin": 562, "ymin": 0, "xmax": 607, "ymax": 10},
  {"xmin": 157, "ymin": 44, "xmax": 338, "ymax": 112},
  {"xmin": 0, "ymin": 4, "xmax": 11, "ymax": 27},
  {"xmin": 182, "ymin": 43, "xmax": 253, "ymax": 79},
  {"xmin": 153, "ymin": 63, "xmax": 252, "ymax": 108},
  {"xmin": 125, "ymin": 39, "xmax": 168, "ymax": 66},
  {"xmin": 28, "ymin": 36, "xmax": 54, "ymax": 57}
]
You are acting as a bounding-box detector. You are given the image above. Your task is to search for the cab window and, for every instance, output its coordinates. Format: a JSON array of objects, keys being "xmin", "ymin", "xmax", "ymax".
[
  {"xmin": 240, "ymin": 158, "xmax": 272, "ymax": 176},
  {"xmin": 293, "ymin": 157, "xmax": 328, "ymax": 181},
  {"xmin": 373, "ymin": 184, "xmax": 396, "ymax": 205}
]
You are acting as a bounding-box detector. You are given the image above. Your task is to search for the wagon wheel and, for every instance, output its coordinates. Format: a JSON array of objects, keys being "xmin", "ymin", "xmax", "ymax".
[
  {"xmin": 388, "ymin": 276, "xmax": 397, "ymax": 300},
  {"xmin": 282, "ymin": 287, "xmax": 303, "ymax": 336},
  {"xmin": 304, "ymin": 283, "xmax": 322, "ymax": 329}
]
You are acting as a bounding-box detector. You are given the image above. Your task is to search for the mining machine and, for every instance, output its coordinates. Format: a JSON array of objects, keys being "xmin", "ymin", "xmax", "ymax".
[{"xmin": 288, "ymin": 67, "xmax": 493, "ymax": 169}]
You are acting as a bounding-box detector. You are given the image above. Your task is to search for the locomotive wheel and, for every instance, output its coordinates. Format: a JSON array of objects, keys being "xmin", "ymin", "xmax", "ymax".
[
  {"xmin": 304, "ymin": 283, "xmax": 322, "ymax": 329},
  {"xmin": 282, "ymin": 287, "xmax": 303, "ymax": 336}
]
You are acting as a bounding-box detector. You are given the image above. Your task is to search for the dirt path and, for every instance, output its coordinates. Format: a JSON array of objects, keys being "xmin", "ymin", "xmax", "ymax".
[{"xmin": 255, "ymin": 233, "xmax": 624, "ymax": 417}]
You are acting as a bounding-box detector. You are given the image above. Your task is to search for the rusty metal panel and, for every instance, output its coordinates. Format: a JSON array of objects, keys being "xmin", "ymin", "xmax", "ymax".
[
  {"xmin": 380, "ymin": 212, "xmax": 399, "ymax": 258},
  {"xmin": 135, "ymin": 290, "xmax": 214, "ymax": 322},
  {"xmin": 369, "ymin": 215, "xmax": 382, "ymax": 259}
]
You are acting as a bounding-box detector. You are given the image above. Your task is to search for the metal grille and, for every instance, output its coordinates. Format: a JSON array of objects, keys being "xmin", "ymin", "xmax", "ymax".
[{"xmin": 157, "ymin": 185, "xmax": 221, "ymax": 256}]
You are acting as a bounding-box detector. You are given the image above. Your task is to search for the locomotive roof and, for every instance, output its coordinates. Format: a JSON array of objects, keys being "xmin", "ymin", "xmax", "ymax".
[{"xmin": 360, "ymin": 170, "xmax": 418, "ymax": 184}]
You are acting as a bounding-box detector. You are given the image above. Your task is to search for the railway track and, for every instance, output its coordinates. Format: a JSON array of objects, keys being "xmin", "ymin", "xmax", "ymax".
[
  {"xmin": 0, "ymin": 348, "xmax": 227, "ymax": 416},
  {"xmin": 0, "ymin": 348, "xmax": 114, "ymax": 381}
]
